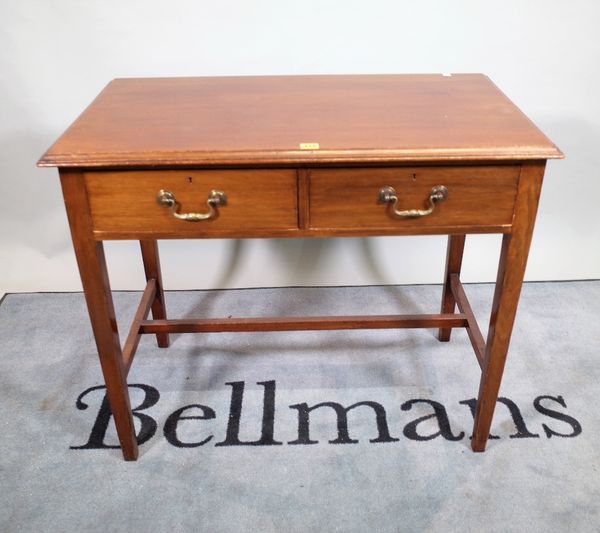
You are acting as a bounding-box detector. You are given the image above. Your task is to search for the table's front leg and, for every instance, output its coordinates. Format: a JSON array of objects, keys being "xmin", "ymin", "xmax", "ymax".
[
  {"xmin": 60, "ymin": 171, "xmax": 138, "ymax": 461},
  {"xmin": 472, "ymin": 162, "xmax": 545, "ymax": 451}
]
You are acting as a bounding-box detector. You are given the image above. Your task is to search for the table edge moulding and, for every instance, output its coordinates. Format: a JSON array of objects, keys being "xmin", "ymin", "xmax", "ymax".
[{"xmin": 38, "ymin": 74, "xmax": 563, "ymax": 460}]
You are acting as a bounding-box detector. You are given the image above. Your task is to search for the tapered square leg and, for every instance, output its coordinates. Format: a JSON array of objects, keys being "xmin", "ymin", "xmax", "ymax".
[
  {"xmin": 140, "ymin": 240, "xmax": 170, "ymax": 348},
  {"xmin": 472, "ymin": 162, "xmax": 545, "ymax": 451},
  {"xmin": 60, "ymin": 171, "xmax": 138, "ymax": 461},
  {"xmin": 438, "ymin": 234, "xmax": 466, "ymax": 341}
]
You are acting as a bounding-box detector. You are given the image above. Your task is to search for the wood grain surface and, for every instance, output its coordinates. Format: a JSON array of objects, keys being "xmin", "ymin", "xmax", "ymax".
[
  {"xmin": 38, "ymin": 74, "xmax": 563, "ymax": 168},
  {"xmin": 85, "ymin": 169, "xmax": 298, "ymax": 234},
  {"xmin": 308, "ymin": 165, "xmax": 519, "ymax": 231},
  {"xmin": 471, "ymin": 161, "xmax": 547, "ymax": 451},
  {"xmin": 59, "ymin": 170, "xmax": 139, "ymax": 460},
  {"xmin": 438, "ymin": 234, "xmax": 466, "ymax": 342}
]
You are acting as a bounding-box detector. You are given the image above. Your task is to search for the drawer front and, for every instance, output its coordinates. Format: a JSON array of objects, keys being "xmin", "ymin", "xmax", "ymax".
[
  {"xmin": 308, "ymin": 166, "xmax": 520, "ymax": 232},
  {"xmin": 85, "ymin": 169, "xmax": 298, "ymax": 236}
]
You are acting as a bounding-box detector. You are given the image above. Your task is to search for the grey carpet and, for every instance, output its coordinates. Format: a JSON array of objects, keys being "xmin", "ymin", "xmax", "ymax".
[{"xmin": 0, "ymin": 282, "xmax": 599, "ymax": 532}]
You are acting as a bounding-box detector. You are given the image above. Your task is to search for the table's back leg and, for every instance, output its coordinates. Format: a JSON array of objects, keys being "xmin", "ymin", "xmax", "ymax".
[
  {"xmin": 60, "ymin": 171, "xmax": 139, "ymax": 461},
  {"xmin": 140, "ymin": 240, "xmax": 170, "ymax": 347},
  {"xmin": 438, "ymin": 234, "xmax": 466, "ymax": 341},
  {"xmin": 471, "ymin": 162, "xmax": 545, "ymax": 451}
]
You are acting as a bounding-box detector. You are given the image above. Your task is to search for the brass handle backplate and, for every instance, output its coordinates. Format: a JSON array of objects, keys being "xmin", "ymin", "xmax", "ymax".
[
  {"xmin": 156, "ymin": 189, "xmax": 227, "ymax": 221},
  {"xmin": 378, "ymin": 185, "xmax": 448, "ymax": 218}
]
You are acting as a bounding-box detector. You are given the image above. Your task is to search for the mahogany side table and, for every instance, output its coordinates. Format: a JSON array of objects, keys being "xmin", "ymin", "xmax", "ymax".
[{"xmin": 38, "ymin": 74, "xmax": 562, "ymax": 460}]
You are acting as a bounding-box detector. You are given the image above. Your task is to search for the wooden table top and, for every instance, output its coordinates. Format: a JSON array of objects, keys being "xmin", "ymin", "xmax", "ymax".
[{"xmin": 38, "ymin": 74, "xmax": 563, "ymax": 168}]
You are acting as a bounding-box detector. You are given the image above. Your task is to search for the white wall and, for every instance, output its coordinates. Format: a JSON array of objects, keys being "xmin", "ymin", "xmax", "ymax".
[{"xmin": 1, "ymin": 0, "xmax": 599, "ymax": 297}]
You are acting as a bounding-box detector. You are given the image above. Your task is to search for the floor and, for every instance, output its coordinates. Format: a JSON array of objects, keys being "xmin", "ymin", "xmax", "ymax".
[{"xmin": 0, "ymin": 282, "xmax": 598, "ymax": 532}]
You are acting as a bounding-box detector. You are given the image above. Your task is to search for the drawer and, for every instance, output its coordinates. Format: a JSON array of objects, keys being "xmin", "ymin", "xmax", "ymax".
[
  {"xmin": 85, "ymin": 169, "xmax": 298, "ymax": 236},
  {"xmin": 308, "ymin": 166, "xmax": 520, "ymax": 233}
]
